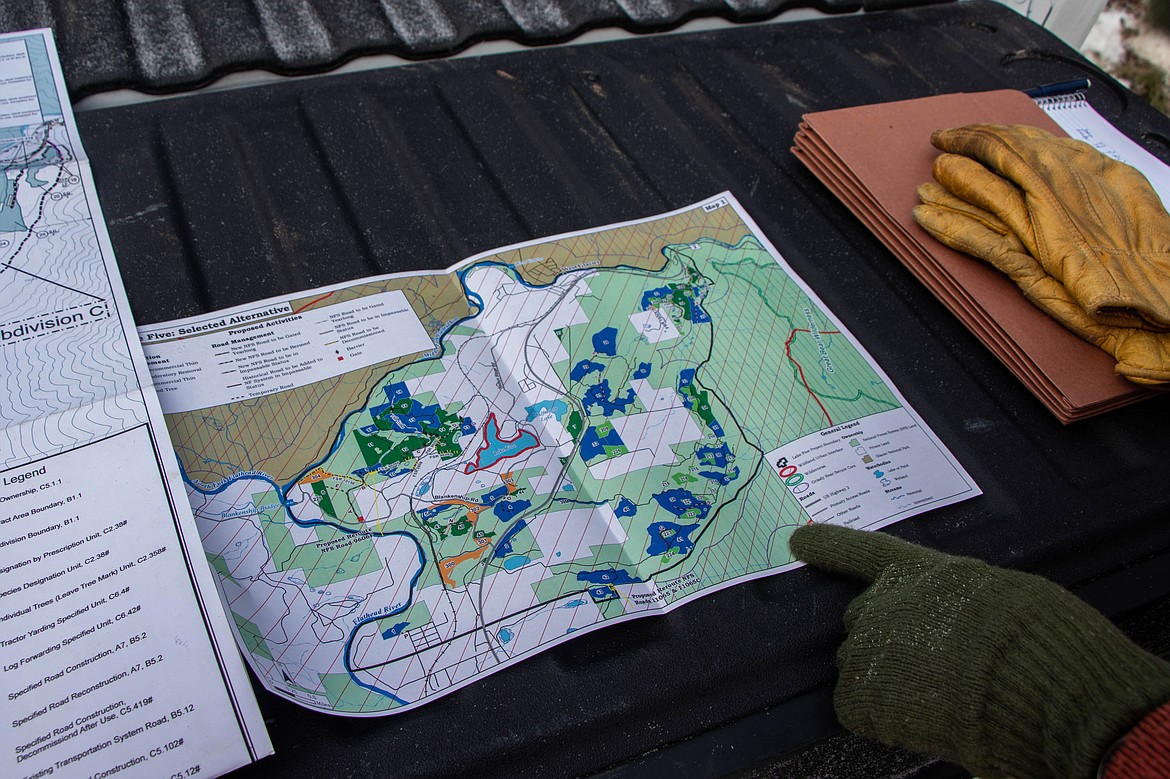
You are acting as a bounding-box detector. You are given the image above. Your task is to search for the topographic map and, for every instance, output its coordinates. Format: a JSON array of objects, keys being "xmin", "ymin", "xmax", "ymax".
[
  {"xmin": 140, "ymin": 194, "xmax": 978, "ymax": 715},
  {"xmin": 0, "ymin": 34, "xmax": 143, "ymax": 469},
  {"xmin": 0, "ymin": 31, "xmax": 270, "ymax": 777}
]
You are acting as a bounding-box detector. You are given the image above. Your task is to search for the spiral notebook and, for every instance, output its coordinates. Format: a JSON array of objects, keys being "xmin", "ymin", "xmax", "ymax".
[
  {"xmin": 1037, "ymin": 91, "xmax": 1170, "ymax": 206},
  {"xmin": 792, "ymin": 89, "xmax": 1166, "ymax": 422}
]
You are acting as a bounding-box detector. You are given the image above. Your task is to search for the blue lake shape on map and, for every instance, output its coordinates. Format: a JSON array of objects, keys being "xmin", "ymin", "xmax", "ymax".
[
  {"xmin": 525, "ymin": 399, "xmax": 569, "ymax": 421},
  {"xmin": 499, "ymin": 627, "xmax": 514, "ymax": 644},
  {"xmin": 646, "ymin": 521, "xmax": 701, "ymax": 555},
  {"xmin": 633, "ymin": 362, "xmax": 652, "ymax": 380},
  {"xmin": 468, "ymin": 415, "xmax": 540, "ymax": 471},
  {"xmin": 502, "ymin": 555, "xmax": 529, "ymax": 571}
]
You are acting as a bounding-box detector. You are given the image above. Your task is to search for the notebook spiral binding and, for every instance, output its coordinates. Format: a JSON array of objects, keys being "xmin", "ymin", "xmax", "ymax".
[{"xmin": 1033, "ymin": 92, "xmax": 1088, "ymax": 110}]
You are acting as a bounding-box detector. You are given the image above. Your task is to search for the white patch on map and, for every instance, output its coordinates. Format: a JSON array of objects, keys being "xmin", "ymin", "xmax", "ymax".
[
  {"xmin": 628, "ymin": 308, "xmax": 680, "ymax": 343},
  {"xmin": 587, "ymin": 406, "xmax": 703, "ymax": 480},
  {"xmin": 631, "ymin": 377, "xmax": 684, "ymax": 412},
  {"xmin": 527, "ymin": 504, "xmax": 628, "ymax": 563}
]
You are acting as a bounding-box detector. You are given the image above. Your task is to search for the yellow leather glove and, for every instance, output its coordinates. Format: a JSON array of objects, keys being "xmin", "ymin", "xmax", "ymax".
[
  {"xmin": 914, "ymin": 182, "xmax": 1170, "ymax": 385},
  {"xmin": 928, "ymin": 124, "xmax": 1170, "ymax": 332}
]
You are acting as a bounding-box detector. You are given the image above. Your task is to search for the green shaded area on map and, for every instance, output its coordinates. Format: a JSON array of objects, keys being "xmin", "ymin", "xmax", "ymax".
[{"xmin": 175, "ymin": 199, "xmax": 913, "ymax": 716}]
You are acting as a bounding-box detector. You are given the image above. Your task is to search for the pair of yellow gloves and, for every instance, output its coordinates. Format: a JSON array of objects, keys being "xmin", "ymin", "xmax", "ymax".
[{"xmin": 913, "ymin": 124, "xmax": 1170, "ymax": 385}]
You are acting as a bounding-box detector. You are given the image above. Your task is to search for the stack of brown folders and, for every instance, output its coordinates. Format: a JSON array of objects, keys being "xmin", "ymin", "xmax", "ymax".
[{"xmin": 792, "ymin": 89, "xmax": 1159, "ymax": 422}]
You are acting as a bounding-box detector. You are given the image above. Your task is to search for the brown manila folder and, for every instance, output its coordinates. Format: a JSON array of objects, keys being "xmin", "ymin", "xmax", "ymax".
[{"xmin": 793, "ymin": 89, "xmax": 1158, "ymax": 422}]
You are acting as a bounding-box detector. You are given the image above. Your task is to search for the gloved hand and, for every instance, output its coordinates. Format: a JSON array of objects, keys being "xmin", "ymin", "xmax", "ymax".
[
  {"xmin": 918, "ymin": 123, "xmax": 1170, "ymax": 331},
  {"xmin": 914, "ymin": 181, "xmax": 1170, "ymax": 385},
  {"xmin": 789, "ymin": 523, "xmax": 1170, "ymax": 779}
]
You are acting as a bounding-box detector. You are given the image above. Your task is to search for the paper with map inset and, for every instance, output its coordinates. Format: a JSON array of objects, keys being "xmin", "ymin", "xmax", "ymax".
[
  {"xmin": 0, "ymin": 29, "xmax": 269, "ymax": 779},
  {"xmin": 139, "ymin": 193, "xmax": 979, "ymax": 716}
]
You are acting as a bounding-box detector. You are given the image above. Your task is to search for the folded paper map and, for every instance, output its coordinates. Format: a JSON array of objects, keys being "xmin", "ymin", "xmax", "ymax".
[{"xmin": 138, "ymin": 193, "xmax": 979, "ymax": 716}]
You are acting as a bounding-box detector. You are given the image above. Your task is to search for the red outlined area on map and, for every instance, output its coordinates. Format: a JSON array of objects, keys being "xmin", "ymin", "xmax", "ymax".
[{"xmin": 462, "ymin": 413, "xmax": 542, "ymax": 474}]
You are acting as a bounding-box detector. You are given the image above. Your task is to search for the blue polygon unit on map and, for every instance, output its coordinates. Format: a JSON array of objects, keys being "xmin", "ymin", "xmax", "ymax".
[
  {"xmin": 646, "ymin": 521, "xmax": 701, "ymax": 555},
  {"xmin": 708, "ymin": 419, "xmax": 725, "ymax": 437},
  {"xmin": 380, "ymin": 621, "xmax": 409, "ymax": 640},
  {"xmin": 479, "ymin": 484, "xmax": 510, "ymax": 506},
  {"xmin": 592, "ymin": 327, "xmax": 618, "ymax": 357},
  {"xmin": 493, "ymin": 518, "xmax": 529, "ymax": 558},
  {"xmin": 385, "ymin": 382, "xmax": 411, "ymax": 405},
  {"xmin": 0, "ymin": 178, "xmax": 27, "ymax": 232},
  {"xmin": 640, "ymin": 286, "xmax": 672, "ymax": 310},
  {"xmin": 493, "ymin": 498, "xmax": 531, "ymax": 523},
  {"xmin": 699, "ymin": 466, "xmax": 740, "ymax": 486},
  {"xmin": 677, "ymin": 369, "xmax": 696, "ymax": 405},
  {"xmin": 579, "ymin": 428, "xmax": 604, "ymax": 462},
  {"xmin": 612, "ymin": 497, "xmax": 637, "ymax": 517},
  {"xmin": 366, "ymin": 382, "xmax": 443, "ymax": 434},
  {"xmin": 580, "ymin": 425, "xmax": 624, "ymax": 462},
  {"xmin": 352, "ymin": 463, "xmax": 410, "ymax": 479},
  {"xmin": 653, "ymin": 488, "xmax": 711, "ymax": 520},
  {"xmin": 583, "ymin": 379, "xmax": 636, "ymax": 417},
  {"xmin": 696, "ymin": 442, "xmax": 732, "ymax": 468},
  {"xmin": 633, "ymin": 362, "xmax": 652, "ymax": 380},
  {"xmin": 587, "ymin": 585, "xmax": 618, "ymax": 602},
  {"xmin": 571, "ymin": 359, "xmax": 607, "ymax": 383},
  {"xmin": 460, "ymin": 417, "xmax": 477, "ymax": 436},
  {"xmin": 418, "ymin": 503, "xmax": 459, "ymax": 521},
  {"xmin": 690, "ymin": 299, "xmax": 712, "ymax": 324},
  {"xmin": 577, "ymin": 568, "xmax": 642, "ymax": 586}
]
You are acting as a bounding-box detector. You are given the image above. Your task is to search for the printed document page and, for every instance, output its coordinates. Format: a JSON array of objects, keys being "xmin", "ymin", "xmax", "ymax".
[
  {"xmin": 0, "ymin": 29, "xmax": 271, "ymax": 779},
  {"xmin": 1037, "ymin": 91, "xmax": 1170, "ymax": 206}
]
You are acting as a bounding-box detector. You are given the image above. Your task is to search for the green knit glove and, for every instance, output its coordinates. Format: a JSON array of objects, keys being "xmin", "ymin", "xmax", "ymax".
[{"xmin": 789, "ymin": 523, "xmax": 1170, "ymax": 779}]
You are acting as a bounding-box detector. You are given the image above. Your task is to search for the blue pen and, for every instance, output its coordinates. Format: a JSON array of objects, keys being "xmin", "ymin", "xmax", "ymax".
[{"xmin": 1024, "ymin": 79, "xmax": 1091, "ymax": 98}]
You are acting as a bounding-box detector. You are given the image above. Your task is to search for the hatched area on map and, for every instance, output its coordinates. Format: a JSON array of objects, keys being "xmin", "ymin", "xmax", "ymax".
[{"xmin": 145, "ymin": 193, "xmax": 978, "ymax": 715}]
